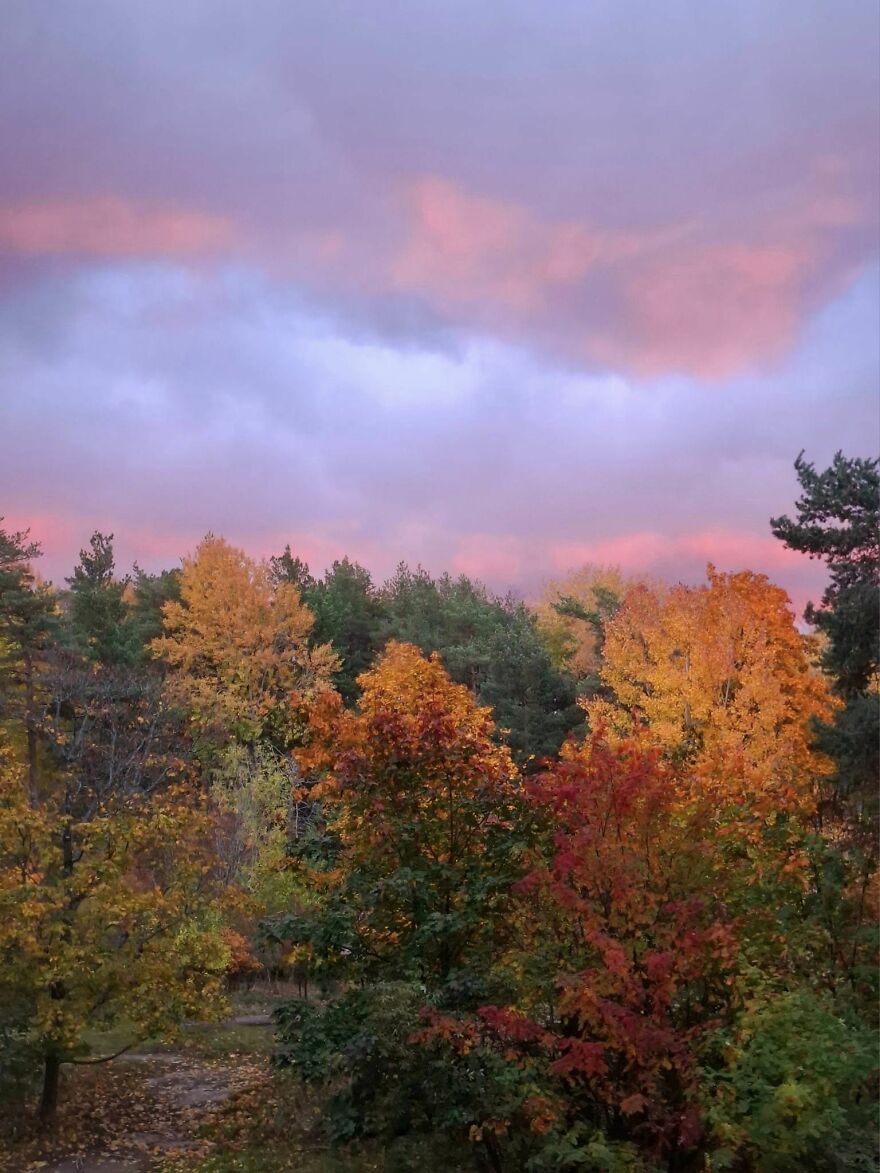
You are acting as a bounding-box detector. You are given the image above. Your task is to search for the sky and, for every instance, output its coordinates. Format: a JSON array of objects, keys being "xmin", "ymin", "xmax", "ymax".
[{"xmin": 1, "ymin": 1, "xmax": 877, "ymax": 614}]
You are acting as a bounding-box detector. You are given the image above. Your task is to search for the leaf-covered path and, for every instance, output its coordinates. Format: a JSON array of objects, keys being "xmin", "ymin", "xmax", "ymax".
[{"xmin": 5, "ymin": 1017, "xmax": 274, "ymax": 1173}]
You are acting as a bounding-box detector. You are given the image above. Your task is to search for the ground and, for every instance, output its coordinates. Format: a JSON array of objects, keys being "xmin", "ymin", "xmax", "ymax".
[{"xmin": 0, "ymin": 989, "xmax": 387, "ymax": 1173}]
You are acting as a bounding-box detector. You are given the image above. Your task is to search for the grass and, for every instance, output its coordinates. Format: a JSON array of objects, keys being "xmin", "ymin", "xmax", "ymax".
[{"xmin": 81, "ymin": 987, "xmax": 282, "ymax": 1061}]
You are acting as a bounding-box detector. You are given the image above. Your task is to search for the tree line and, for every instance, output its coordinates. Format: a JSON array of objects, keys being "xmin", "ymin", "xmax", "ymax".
[{"xmin": 0, "ymin": 450, "xmax": 877, "ymax": 1170}]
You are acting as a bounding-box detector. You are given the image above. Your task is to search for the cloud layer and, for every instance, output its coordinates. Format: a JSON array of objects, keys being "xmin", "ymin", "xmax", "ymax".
[{"xmin": 0, "ymin": 1, "xmax": 877, "ymax": 610}]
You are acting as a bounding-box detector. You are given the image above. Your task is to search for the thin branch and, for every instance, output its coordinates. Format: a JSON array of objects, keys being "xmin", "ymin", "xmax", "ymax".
[{"xmin": 70, "ymin": 1040, "xmax": 141, "ymax": 1065}]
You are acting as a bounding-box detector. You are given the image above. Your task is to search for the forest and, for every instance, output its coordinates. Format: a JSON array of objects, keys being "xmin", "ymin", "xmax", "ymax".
[{"xmin": 0, "ymin": 449, "xmax": 877, "ymax": 1173}]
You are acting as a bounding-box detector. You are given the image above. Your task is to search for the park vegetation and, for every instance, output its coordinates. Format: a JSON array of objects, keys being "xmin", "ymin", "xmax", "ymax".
[{"xmin": 0, "ymin": 451, "xmax": 877, "ymax": 1170}]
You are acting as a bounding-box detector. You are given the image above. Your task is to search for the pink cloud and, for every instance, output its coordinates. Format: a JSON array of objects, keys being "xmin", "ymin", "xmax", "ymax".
[
  {"xmin": 449, "ymin": 534, "xmax": 526, "ymax": 582},
  {"xmin": 5, "ymin": 510, "xmax": 829, "ymax": 626},
  {"xmin": 0, "ymin": 197, "xmax": 235, "ymax": 259},
  {"xmin": 392, "ymin": 177, "xmax": 611, "ymax": 313},
  {"xmin": 3, "ymin": 511, "xmax": 386, "ymax": 590},
  {"xmin": 548, "ymin": 528, "xmax": 827, "ymax": 618},
  {"xmin": 550, "ymin": 528, "xmax": 810, "ymax": 576},
  {"xmin": 606, "ymin": 243, "xmax": 812, "ymax": 379},
  {"xmin": 388, "ymin": 170, "xmax": 872, "ymax": 379}
]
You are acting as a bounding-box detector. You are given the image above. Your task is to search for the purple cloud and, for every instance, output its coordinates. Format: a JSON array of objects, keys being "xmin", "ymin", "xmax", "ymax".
[{"xmin": 0, "ymin": 1, "xmax": 876, "ymax": 613}]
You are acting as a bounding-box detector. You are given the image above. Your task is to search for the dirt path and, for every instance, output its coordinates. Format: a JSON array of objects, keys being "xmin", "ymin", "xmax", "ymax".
[{"xmin": 14, "ymin": 1021, "xmax": 273, "ymax": 1173}]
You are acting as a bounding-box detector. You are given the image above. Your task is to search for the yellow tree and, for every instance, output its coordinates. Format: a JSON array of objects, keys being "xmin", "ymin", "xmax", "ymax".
[
  {"xmin": 535, "ymin": 565, "xmax": 645, "ymax": 688},
  {"xmin": 585, "ymin": 565, "xmax": 837, "ymax": 805},
  {"xmin": 152, "ymin": 535, "xmax": 337, "ymax": 747},
  {"xmin": 0, "ymin": 740, "xmax": 228, "ymax": 1119}
]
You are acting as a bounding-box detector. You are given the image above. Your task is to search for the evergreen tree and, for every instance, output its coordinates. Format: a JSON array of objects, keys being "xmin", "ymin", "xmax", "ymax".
[
  {"xmin": 771, "ymin": 450, "xmax": 879, "ymax": 693},
  {"xmin": 127, "ymin": 564, "xmax": 181, "ymax": 655},
  {"xmin": 771, "ymin": 451, "xmax": 879, "ymax": 812},
  {"xmin": 65, "ymin": 532, "xmax": 135, "ymax": 666},
  {"xmin": 0, "ymin": 521, "xmax": 57, "ymax": 804},
  {"xmin": 309, "ymin": 559, "xmax": 385, "ymax": 705},
  {"xmin": 380, "ymin": 565, "xmax": 580, "ymax": 763},
  {"xmin": 268, "ymin": 544, "xmax": 316, "ymax": 596}
]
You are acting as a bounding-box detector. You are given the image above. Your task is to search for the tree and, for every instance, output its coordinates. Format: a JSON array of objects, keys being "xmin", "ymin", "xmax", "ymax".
[
  {"xmin": 0, "ymin": 521, "xmax": 57, "ymax": 805},
  {"xmin": 771, "ymin": 450, "xmax": 879, "ymax": 694},
  {"xmin": 126, "ymin": 564, "xmax": 181, "ymax": 655},
  {"xmin": 308, "ymin": 558, "xmax": 385, "ymax": 705},
  {"xmin": 294, "ymin": 642, "xmax": 521, "ymax": 987},
  {"xmin": 211, "ymin": 741, "xmax": 307, "ymax": 917},
  {"xmin": 585, "ymin": 566, "xmax": 837, "ymax": 802},
  {"xmin": 268, "ymin": 544, "xmax": 316, "ymax": 596},
  {"xmin": 415, "ymin": 717, "xmax": 869, "ymax": 1170},
  {"xmin": 66, "ymin": 532, "xmax": 136, "ymax": 667},
  {"xmin": 476, "ymin": 605, "xmax": 580, "ymax": 765},
  {"xmin": 505, "ymin": 730, "xmax": 739, "ymax": 1163},
  {"xmin": 0, "ymin": 738, "xmax": 228, "ymax": 1120},
  {"xmin": 379, "ymin": 564, "xmax": 579, "ymax": 763},
  {"xmin": 152, "ymin": 535, "xmax": 338, "ymax": 750},
  {"xmin": 411, "ymin": 730, "xmax": 744, "ymax": 1168},
  {"xmin": 535, "ymin": 564, "xmax": 631, "ymax": 693},
  {"xmin": 771, "ymin": 451, "xmax": 879, "ymax": 816}
]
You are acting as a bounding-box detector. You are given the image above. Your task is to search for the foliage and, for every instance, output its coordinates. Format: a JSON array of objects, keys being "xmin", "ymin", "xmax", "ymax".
[
  {"xmin": 0, "ymin": 519, "xmax": 58, "ymax": 805},
  {"xmin": 535, "ymin": 564, "xmax": 631, "ymax": 691},
  {"xmin": 212, "ymin": 742, "xmax": 302, "ymax": 909},
  {"xmin": 771, "ymin": 450, "xmax": 879, "ymax": 694},
  {"xmin": 473, "ymin": 731, "xmax": 740, "ymax": 1166},
  {"xmin": 772, "ymin": 450, "xmax": 879, "ymax": 839},
  {"xmin": 265, "ymin": 553, "xmax": 582, "ymax": 761},
  {"xmin": 584, "ymin": 565, "xmax": 837, "ymax": 799},
  {"xmin": 2, "ymin": 491, "xmax": 876, "ymax": 1167},
  {"xmin": 66, "ymin": 531, "xmax": 139, "ymax": 666},
  {"xmin": 153, "ymin": 535, "xmax": 338, "ymax": 749},
  {"xmin": 378, "ymin": 563, "xmax": 581, "ymax": 762},
  {"xmin": 703, "ymin": 988, "xmax": 878, "ymax": 1171},
  {"xmin": 127, "ymin": 562, "xmax": 181, "ymax": 653},
  {"xmin": 294, "ymin": 642, "xmax": 523, "ymax": 986},
  {"xmin": 309, "ymin": 558, "xmax": 387, "ymax": 706},
  {"xmin": 0, "ymin": 739, "xmax": 229, "ymax": 1117},
  {"xmin": 474, "ymin": 605, "xmax": 581, "ymax": 766},
  {"xmin": 274, "ymin": 983, "xmax": 580, "ymax": 1171}
]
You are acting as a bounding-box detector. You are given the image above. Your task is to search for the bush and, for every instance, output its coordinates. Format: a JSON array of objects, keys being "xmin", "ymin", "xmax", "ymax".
[
  {"xmin": 0, "ymin": 1009, "xmax": 40, "ymax": 1135},
  {"xmin": 703, "ymin": 988, "xmax": 878, "ymax": 1171},
  {"xmin": 273, "ymin": 983, "xmax": 649, "ymax": 1172}
]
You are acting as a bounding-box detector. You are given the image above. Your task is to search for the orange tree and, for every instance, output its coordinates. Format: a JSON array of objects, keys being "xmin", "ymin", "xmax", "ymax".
[
  {"xmin": 581, "ymin": 566, "xmax": 878, "ymax": 1000},
  {"xmin": 584, "ymin": 565, "xmax": 837, "ymax": 800},
  {"xmin": 291, "ymin": 641, "xmax": 523, "ymax": 989},
  {"xmin": 273, "ymin": 634, "xmax": 874, "ymax": 1168}
]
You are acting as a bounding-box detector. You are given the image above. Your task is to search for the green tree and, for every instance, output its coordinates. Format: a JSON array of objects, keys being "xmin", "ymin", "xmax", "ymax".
[
  {"xmin": 127, "ymin": 564, "xmax": 181, "ymax": 654},
  {"xmin": 380, "ymin": 564, "xmax": 579, "ymax": 762},
  {"xmin": 0, "ymin": 521, "xmax": 58, "ymax": 805},
  {"xmin": 477, "ymin": 605, "xmax": 580, "ymax": 765},
  {"xmin": 771, "ymin": 451, "xmax": 879, "ymax": 812},
  {"xmin": 65, "ymin": 532, "xmax": 136, "ymax": 666},
  {"xmin": 268, "ymin": 544, "xmax": 316, "ymax": 595},
  {"xmin": 771, "ymin": 450, "xmax": 879, "ymax": 692},
  {"xmin": 309, "ymin": 558, "xmax": 385, "ymax": 705}
]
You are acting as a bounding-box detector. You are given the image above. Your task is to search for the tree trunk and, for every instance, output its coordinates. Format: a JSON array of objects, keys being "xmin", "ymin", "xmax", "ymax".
[{"xmin": 39, "ymin": 1052, "xmax": 60, "ymax": 1122}]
